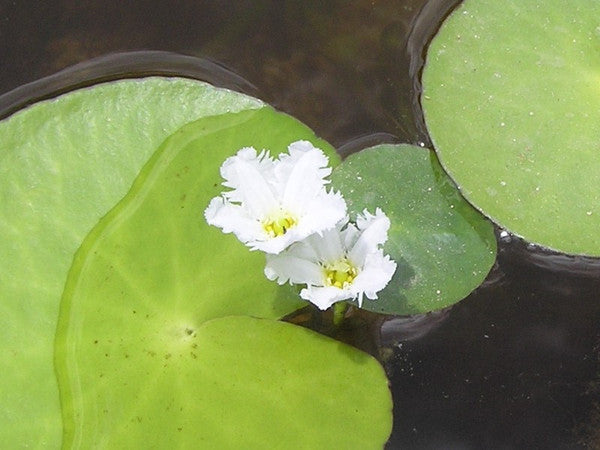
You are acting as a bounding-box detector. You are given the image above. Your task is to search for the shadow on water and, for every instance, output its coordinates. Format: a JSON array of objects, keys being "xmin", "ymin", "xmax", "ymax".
[{"xmin": 0, "ymin": 51, "xmax": 261, "ymax": 120}]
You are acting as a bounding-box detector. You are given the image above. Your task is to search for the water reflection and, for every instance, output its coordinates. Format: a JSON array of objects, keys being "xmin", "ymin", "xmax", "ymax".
[
  {"xmin": 498, "ymin": 229, "xmax": 600, "ymax": 278},
  {"xmin": 380, "ymin": 308, "xmax": 451, "ymax": 345},
  {"xmin": 386, "ymin": 256, "xmax": 600, "ymax": 448},
  {"xmin": 0, "ymin": 51, "xmax": 260, "ymax": 120}
]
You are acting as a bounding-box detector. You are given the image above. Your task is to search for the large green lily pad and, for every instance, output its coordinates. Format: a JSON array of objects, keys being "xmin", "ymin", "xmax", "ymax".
[
  {"xmin": 56, "ymin": 314, "xmax": 392, "ymax": 448},
  {"xmin": 55, "ymin": 106, "xmax": 386, "ymax": 448},
  {"xmin": 57, "ymin": 107, "xmax": 337, "ymax": 335},
  {"xmin": 0, "ymin": 77, "xmax": 264, "ymax": 448},
  {"xmin": 331, "ymin": 144, "xmax": 496, "ymax": 315},
  {"xmin": 422, "ymin": 0, "xmax": 600, "ymax": 256}
]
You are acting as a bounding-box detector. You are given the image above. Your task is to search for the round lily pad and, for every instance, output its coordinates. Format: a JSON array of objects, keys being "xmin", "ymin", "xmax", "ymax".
[
  {"xmin": 57, "ymin": 107, "xmax": 337, "ymax": 333},
  {"xmin": 56, "ymin": 312, "xmax": 392, "ymax": 448},
  {"xmin": 55, "ymin": 107, "xmax": 383, "ymax": 447},
  {"xmin": 421, "ymin": 0, "xmax": 600, "ymax": 256},
  {"xmin": 331, "ymin": 144, "xmax": 496, "ymax": 315},
  {"xmin": 0, "ymin": 77, "xmax": 263, "ymax": 447}
]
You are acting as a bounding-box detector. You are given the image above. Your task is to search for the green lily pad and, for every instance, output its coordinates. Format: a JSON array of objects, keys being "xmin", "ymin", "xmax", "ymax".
[
  {"xmin": 57, "ymin": 107, "xmax": 337, "ymax": 335},
  {"xmin": 331, "ymin": 144, "xmax": 496, "ymax": 315},
  {"xmin": 422, "ymin": 0, "xmax": 600, "ymax": 256},
  {"xmin": 56, "ymin": 314, "xmax": 392, "ymax": 448},
  {"xmin": 56, "ymin": 106, "xmax": 346, "ymax": 445},
  {"xmin": 0, "ymin": 77, "xmax": 264, "ymax": 448}
]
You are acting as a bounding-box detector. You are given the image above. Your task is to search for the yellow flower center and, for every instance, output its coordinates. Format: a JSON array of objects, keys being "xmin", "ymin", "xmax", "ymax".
[
  {"xmin": 324, "ymin": 258, "xmax": 358, "ymax": 289},
  {"xmin": 263, "ymin": 214, "xmax": 296, "ymax": 237}
]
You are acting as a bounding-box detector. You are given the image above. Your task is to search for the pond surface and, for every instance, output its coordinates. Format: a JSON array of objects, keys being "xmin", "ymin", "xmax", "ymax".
[{"xmin": 1, "ymin": 1, "xmax": 599, "ymax": 448}]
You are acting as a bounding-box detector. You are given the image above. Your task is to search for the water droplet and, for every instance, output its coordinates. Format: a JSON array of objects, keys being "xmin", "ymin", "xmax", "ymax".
[{"xmin": 499, "ymin": 230, "xmax": 512, "ymax": 243}]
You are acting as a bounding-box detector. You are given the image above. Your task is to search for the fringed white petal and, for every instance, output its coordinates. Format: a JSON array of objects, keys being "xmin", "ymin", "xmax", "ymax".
[
  {"xmin": 277, "ymin": 141, "xmax": 332, "ymax": 211},
  {"xmin": 264, "ymin": 251, "xmax": 324, "ymax": 285},
  {"xmin": 204, "ymin": 197, "xmax": 264, "ymax": 244},
  {"xmin": 249, "ymin": 233, "xmax": 296, "ymax": 254},
  {"xmin": 341, "ymin": 221, "xmax": 360, "ymax": 250},
  {"xmin": 301, "ymin": 224, "xmax": 346, "ymax": 263},
  {"xmin": 300, "ymin": 285, "xmax": 350, "ymax": 310},
  {"xmin": 349, "ymin": 251, "xmax": 397, "ymax": 306},
  {"xmin": 219, "ymin": 147, "xmax": 279, "ymax": 218},
  {"xmin": 294, "ymin": 189, "xmax": 347, "ymax": 242},
  {"xmin": 349, "ymin": 208, "xmax": 390, "ymax": 266}
]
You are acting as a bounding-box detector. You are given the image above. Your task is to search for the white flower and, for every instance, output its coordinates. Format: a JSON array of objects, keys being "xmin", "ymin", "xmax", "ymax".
[
  {"xmin": 264, "ymin": 208, "xmax": 397, "ymax": 310},
  {"xmin": 204, "ymin": 140, "xmax": 347, "ymax": 254}
]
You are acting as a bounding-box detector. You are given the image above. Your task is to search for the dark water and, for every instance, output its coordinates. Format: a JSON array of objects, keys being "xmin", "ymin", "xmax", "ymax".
[{"xmin": 1, "ymin": 1, "xmax": 599, "ymax": 448}]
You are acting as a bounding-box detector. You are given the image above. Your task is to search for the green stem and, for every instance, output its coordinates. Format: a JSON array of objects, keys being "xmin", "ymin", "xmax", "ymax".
[{"xmin": 332, "ymin": 302, "xmax": 349, "ymax": 327}]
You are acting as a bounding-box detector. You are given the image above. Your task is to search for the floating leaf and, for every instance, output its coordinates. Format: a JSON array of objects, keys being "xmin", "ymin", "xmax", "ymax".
[
  {"xmin": 57, "ymin": 107, "xmax": 337, "ymax": 335},
  {"xmin": 331, "ymin": 144, "xmax": 496, "ymax": 315},
  {"xmin": 56, "ymin": 314, "xmax": 392, "ymax": 448},
  {"xmin": 422, "ymin": 0, "xmax": 600, "ymax": 256},
  {"xmin": 55, "ymin": 107, "xmax": 352, "ymax": 445},
  {"xmin": 0, "ymin": 77, "xmax": 264, "ymax": 447}
]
